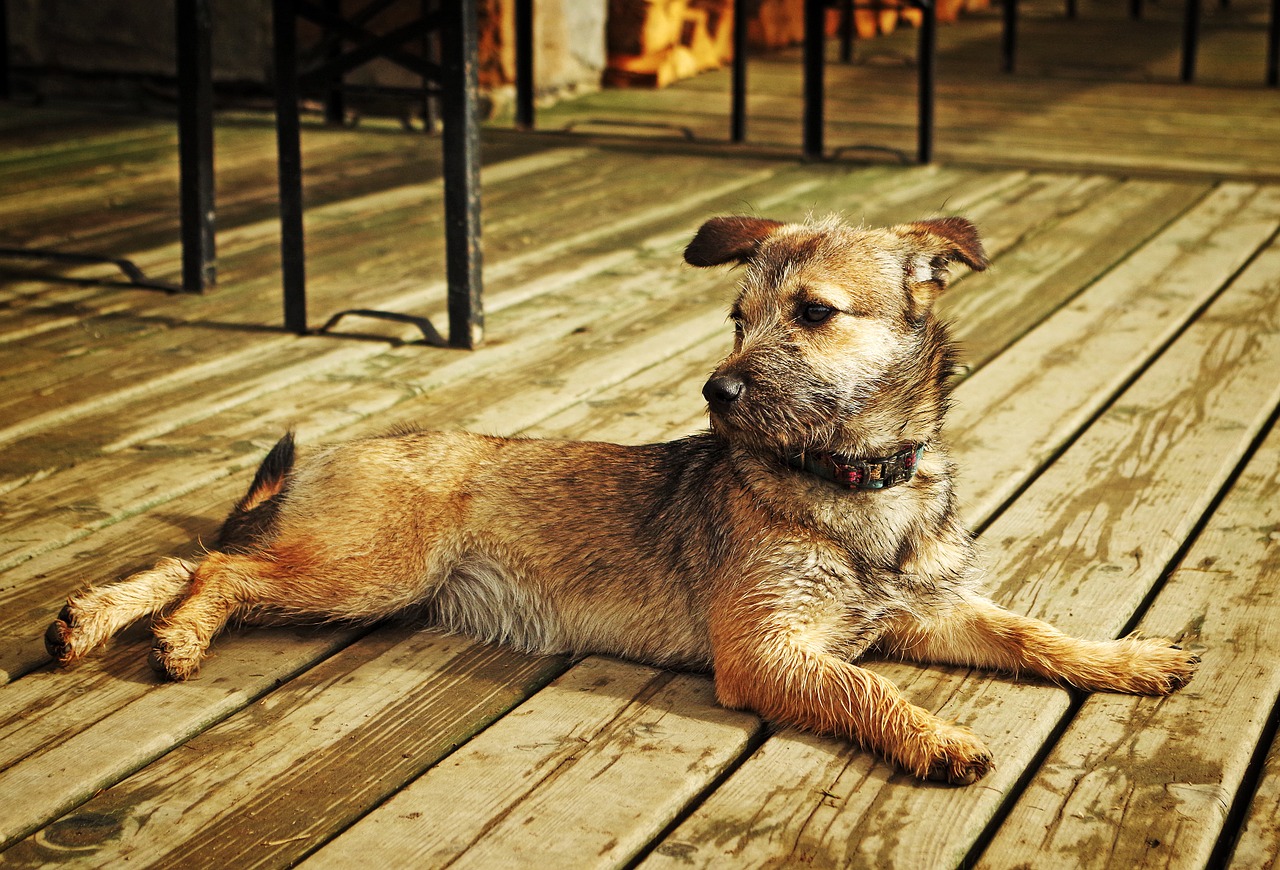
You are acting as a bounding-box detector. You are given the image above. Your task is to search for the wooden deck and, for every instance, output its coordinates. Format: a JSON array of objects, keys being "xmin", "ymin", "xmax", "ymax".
[{"xmin": 3, "ymin": 7, "xmax": 1280, "ymax": 866}]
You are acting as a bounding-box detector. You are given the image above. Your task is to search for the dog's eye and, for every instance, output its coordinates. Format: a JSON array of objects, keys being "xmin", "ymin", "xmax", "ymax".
[{"xmin": 799, "ymin": 304, "xmax": 835, "ymax": 325}]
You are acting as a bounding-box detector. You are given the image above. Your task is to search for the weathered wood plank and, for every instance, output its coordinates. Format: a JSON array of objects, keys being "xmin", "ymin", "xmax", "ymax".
[
  {"xmin": 0, "ymin": 624, "xmax": 362, "ymax": 849},
  {"xmin": 973, "ymin": 247, "xmax": 1280, "ymax": 870},
  {"xmin": 303, "ymin": 657, "xmax": 759, "ymax": 869},
  {"xmin": 951, "ymin": 182, "xmax": 1280, "ymax": 526},
  {"xmin": 638, "ymin": 189, "xmax": 1280, "ymax": 869},
  {"xmin": 0, "ymin": 629, "xmax": 564, "ymax": 867},
  {"xmin": 939, "ymin": 177, "xmax": 1207, "ymax": 370},
  {"xmin": 1230, "ymin": 732, "xmax": 1280, "ymax": 869}
]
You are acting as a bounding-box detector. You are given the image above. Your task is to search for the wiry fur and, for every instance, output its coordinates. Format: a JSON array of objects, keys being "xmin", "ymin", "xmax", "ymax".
[{"xmin": 45, "ymin": 214, "xmax": 1198, "ymax": 784}]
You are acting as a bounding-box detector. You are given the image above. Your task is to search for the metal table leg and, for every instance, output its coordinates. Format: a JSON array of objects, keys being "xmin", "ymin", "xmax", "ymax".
[
  {"xmin": 1002, "ymin": 0, "xmax": 1018, "ymax": 73},
  {"xmin": 1, "ymin": 0, "xmax": 10, "ymax": 100},
  {"xmin": 440, "ymin": 0, "xmax": 484, "ymax": 349},
  {"xmin": 731, "ymin": 0, "xmax": 747, "ymax": 143},
  {"xmin": 515, "ymin": 0, "xmax": 535, "ymax": 129},
  {"xmin": 1181, "ymin": 0, "xmax": 1200, "ymax": 82},
  {"xmin": 1269, "ymin": 0, "xmax": 1279, "ymax": 86},
  {"xmin": 273, "ymin": 0, "xmax": 308, "ymax": 334},
  {"xmin": 802, "ymin": 0, "xmax": 824, "ymax": 160},
  {"xmin": 176, "ymin": 0, "xmax": 216, "ymax": 292},
  {"xmin": 918, "ymin": 0, "xmax": 936, "ymax": 164}
]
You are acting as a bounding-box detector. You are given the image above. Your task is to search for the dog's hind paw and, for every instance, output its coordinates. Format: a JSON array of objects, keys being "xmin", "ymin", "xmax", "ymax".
[
  {"xmin": 149, "ymin": 629, "xmax": 205, "ymax": 681},
  {"xmin": 1081, "ymin": 635, "xmax": 1201, "ymax": 696},
  {"xmin": 1124, "ymin": 638, "xmax": 1201, "ymax": 695},
  {"xmin": 44, "ymin": 602, "xmax": 111, "ymax": 667},
  {"xmin": 44, "ymin": 604, "xmax": 80, "ymax": 666},
  {"xmin": 918, "ymin": 725, "xmax": 994, "ymax": 786}
]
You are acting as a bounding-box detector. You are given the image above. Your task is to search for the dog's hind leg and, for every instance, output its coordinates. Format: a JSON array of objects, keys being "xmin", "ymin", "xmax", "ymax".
[
  {"xmin": 46, "ymin": 556, "xmax": 196, "ymax": 666},
  {"xmin": 878, "ymin": 593, "xmax": 1200, "ymax": 696},
  {"xmin": 146, "ymin": 550, "xmax": 290, "ymax": 681}
]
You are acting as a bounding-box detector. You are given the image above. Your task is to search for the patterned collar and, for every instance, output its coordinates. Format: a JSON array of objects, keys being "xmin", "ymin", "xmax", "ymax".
[{"xmin": 784, "ymin": 443, "xmax": 926, "ymax": 491}]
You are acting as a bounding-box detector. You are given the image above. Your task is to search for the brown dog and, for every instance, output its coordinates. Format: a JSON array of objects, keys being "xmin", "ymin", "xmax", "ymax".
[{"xmin": 46, "ymin": 215, "xmax": 1198, "ymax": 784}]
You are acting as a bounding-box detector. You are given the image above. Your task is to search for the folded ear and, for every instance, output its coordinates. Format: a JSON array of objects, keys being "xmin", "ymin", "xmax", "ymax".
[
  {"xmin": 895, "ymin": 217, "xmax": 989, "ymax": 320},
  {"xmin": 684, "ymin": 216, "xmax": 786, "ymax": 267}
]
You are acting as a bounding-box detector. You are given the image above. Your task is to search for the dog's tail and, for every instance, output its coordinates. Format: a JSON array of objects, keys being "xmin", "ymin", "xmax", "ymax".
[{"xmin": 214, "ymin": 432, "xmax": 297, "ymax": 553}]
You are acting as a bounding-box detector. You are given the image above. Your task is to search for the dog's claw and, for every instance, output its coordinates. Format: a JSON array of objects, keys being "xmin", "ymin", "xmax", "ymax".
[{"xmin": 925, "ymin": 752, "xmax": 992, "ymax": 786}]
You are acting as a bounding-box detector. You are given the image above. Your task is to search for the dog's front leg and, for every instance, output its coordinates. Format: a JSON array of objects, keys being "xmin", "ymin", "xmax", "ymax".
[
  {"xmin": 711, "ymin": 614, "xmax": 993, "ymax": 784},
  {"xmin": 879, "ymin": 593, "xmax": 1199, "ymax": 695}
]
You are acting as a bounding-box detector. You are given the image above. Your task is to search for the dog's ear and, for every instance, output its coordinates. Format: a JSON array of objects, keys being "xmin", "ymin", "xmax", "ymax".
[
  {"xmin": 684, "ymin": 216, "xmax": 786, "ymax": 267},
  {"xmin": 895, "ymin": 217, "xmax": 989, "ymax": 319}
]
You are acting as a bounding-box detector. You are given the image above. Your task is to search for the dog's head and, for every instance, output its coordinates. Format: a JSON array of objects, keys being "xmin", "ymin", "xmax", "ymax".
[{"xmin": 686, "ymin": 214, "xmax": 988, "ymax": 455}]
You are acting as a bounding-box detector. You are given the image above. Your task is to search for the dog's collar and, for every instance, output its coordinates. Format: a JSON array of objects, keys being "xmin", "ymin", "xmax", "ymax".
[{"xmin": 784, "ymin": 443, "xmax": 926, "ymax": 491}]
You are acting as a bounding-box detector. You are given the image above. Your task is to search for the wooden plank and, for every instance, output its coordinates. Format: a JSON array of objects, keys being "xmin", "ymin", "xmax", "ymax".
[
  {"xmin": 0, "ymin": 628, "xmax": 564, "ymax": 866},
  {"xmin": 0, "ymin": 118, "xmax": 492, "ymax": 262},
  {"xmin": 527, "ymin": 171, "xmax": 1201, "ymax": 442},
  {"xmin": 1230, "ymin": 732, "xmax": 1280, "ymax": 869},
  {"xmin": 973, "ymin": 248, "xmax": 1280, "ymax": 869},
  {"xmin": 303, "ymin": 657, "xmax": 759, "ymax": 869},
  {"xmin": 951, "ymin": 182, "xmax": 1280, "ymax": 526},
  {"xmin": 0, "ymin": 624, "xmax": 362, "ymax": 849},
  {"xmin": 534, "ymin": 27, "xmax": 1280, "ymax": 181},
  {"xmin": 0, "ymin": 162, "xmax": 1003, "ymax": 557},
  {"xmin": 939, "ymin": 177, "xmax": 1207, "ymax": 370},
  {"xmin": 638, "ymin": 188, "xmax": 1280, "ymax": 869}
]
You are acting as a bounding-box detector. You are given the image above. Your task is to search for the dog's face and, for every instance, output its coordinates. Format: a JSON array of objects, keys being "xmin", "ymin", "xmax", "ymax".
[{"xmin": 685, "ymin": 215, "xmax": 988, "ymax": 454}]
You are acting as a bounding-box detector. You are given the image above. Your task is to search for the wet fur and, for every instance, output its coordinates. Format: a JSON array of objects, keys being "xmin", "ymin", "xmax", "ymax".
[{"xmin": 46, "ymin": 215, "xmax": 1198, "ymax": 784}]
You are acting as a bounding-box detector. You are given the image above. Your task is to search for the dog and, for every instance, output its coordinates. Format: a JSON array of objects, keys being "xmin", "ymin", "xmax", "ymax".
[{"xmin": 45, "ymin": 214, "xmax": 1198, "ymax": 784}]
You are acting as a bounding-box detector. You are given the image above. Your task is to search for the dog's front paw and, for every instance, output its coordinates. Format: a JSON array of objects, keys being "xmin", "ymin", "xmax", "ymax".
[
  {"xmin": 149, "ymin": 628, "xmax": 206, "ymax": 681},
  {"xmin": 913, "ymin": 723, "xmax": 994, "ymax": 786}
]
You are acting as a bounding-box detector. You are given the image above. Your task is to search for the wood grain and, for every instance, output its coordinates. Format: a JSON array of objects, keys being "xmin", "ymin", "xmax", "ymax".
[
  {"xmin": 975, "ymin": 245, "xmax": 1280, "ymax": 869},
  {"xmin": 305, "ymin": 657, "xmax": 759, "ymax": 869}
]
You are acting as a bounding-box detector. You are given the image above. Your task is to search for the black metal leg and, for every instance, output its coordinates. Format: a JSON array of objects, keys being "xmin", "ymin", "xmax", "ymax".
[
  {"xmin": 515, "ymin": 0, "xmax": 534, "ymax": 129},
  {"xmin": 422, "ymin": 0, "xmax": 440, "ymax": 133},
  {"xmin": 1269, "ymin": 0, "xmax": 1279, "ymax": 86},
  {"xmin": 917, "ymin": 0, "xmax": 935, "ymax": 164},
  {"xmin": 802, "ymin": 0, "xmax": 824, "ymax": 160},
  {"xmin": 440, "ymin": 0, "xmax": 484, "ymax": 349},
  {"xmin": 1181, "ymin": 0, "xmax": 1200, "ymax": 83},
  {"xmin": 839, "ymin": 0, "xmax": 855, "ymax": 63},
  {"xmin": 1002, "ymin": 0, "xmax": 1017, "ymax": 73},
  {"xmin": 323, "ymin": 0, "xmax": 346, "ymax": 125},
  {"xmin": 1130, "ymin": 0, "xmax": 1143, "ymax": 19},
  {"xmin": 1065, "ymin": 0, "xmax": 1077, "ymax": 20},
  {"xmin": 176, "ymin": 0, "xmax": 216, "ymax": 292},
  {"xmin": 0, "ymin": 0, "xmax": 10, "ymax": 100},
  {"xmin": 273, "ymin": 0, "xmax": 308, "ymax": 334},
  {"xmin": 731, "ymin": 0, "xmax": 747, "ymax": 143}
]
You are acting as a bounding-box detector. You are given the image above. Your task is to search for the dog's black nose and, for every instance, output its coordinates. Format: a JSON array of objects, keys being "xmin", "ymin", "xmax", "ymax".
[{"xmin": 703, "ymin": 374, "xmax": 746, "ymax": 410}]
